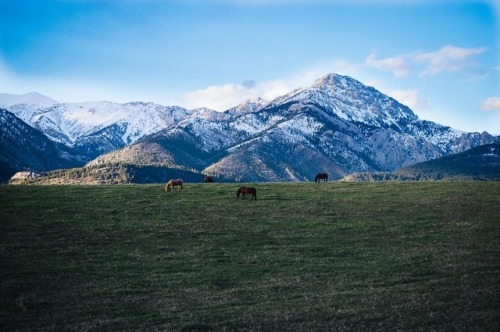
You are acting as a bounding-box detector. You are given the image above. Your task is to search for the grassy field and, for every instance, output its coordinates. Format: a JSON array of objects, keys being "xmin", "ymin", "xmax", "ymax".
[{"xmin": 1, "ymin": 182, "xmax": 499, "ymax": 331}]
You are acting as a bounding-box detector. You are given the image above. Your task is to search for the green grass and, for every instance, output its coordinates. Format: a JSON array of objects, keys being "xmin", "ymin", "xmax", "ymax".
[{"xmin": 1, "ymin": 182, "xmax": 499, "ymax": 331}]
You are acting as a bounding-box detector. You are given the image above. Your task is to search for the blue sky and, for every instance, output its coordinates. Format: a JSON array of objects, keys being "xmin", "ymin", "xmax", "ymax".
[{"xmin": 0, "ymin": 0, "xmax": 499, "ymax": 133}]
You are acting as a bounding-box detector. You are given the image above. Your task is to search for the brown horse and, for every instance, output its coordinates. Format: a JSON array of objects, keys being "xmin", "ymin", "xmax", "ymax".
[
  {"xmin": 236, "ymin": 186, "xmax": 257, "ymax": 200},
  {"xmin": 165, "ymin": 179, "xmax": 183, "ymax": 192},
  {"xmin": 204, "ymin": 175, "xmax": 213, "ymax": 183},
  {"xmin": 315, "ymin": 173, "xmax": 328, "ymax": 183}
]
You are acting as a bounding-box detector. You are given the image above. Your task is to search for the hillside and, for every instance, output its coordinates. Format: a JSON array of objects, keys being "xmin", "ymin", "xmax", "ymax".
[
  {"xmin": 9, "ymin": 163, "xmax": 211, "ymax": 185},
  {"xmin": 341, "ymin": 143, "xmax": 500, "ymax": 181},
  {"xmin": 0, "ymin": 109, "xmax": 80, "ymax": 182},
  {"xmin": 396, "ymin": 143, "xmax": 500, "ymax": 181}
]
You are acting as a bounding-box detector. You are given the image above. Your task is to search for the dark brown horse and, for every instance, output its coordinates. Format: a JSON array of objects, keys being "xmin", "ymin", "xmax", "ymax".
[
  {"xmin": 315, "ymin": 173, "xmax": 328, "ymax": 183},
  {"xmin": 236, "ymin": 186, "xmax": 257, "ymax": 200},
  {"xmin": 165, "ymin": 179, "xmax": 183, "ymax": 192},
  {"xmin": 204, "ymin": 175, "xmax": 213, "ymax": 183}
]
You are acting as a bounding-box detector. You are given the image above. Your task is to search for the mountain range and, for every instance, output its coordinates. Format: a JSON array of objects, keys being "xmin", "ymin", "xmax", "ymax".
[{"xmin": 1, "ymin": 73, "xmax": 498, "ymax": 183}]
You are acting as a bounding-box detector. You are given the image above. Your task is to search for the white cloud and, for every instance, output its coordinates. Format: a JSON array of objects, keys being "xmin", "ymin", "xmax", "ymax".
[
  {"xmin": 364, "ymin": 45, "xmax": 487, "ymax": 78},
  {"xmin": 181, "ymin": 77, "xmax": 305, "ymax": 111},
  {"xmin": 415, "ymin": 45, "xmax": 487, "ymax": 76},
  {"xmin": 365, "ymin": 52, "xmax": 410, "ymax": 78},
  {"xmin": 388, "ymin": 90, "xmax": 428, "ymax": 111},
  {"xmin": 480, "ymin": 97, "xmax": 500, "ymax": 111},
  {"xmin": 182, "ymin": 84, "xmax": 259, "ymax": 111},
  {"xmin": 181, "ymin": 76, "xmax": 300, "ymax": 111}
]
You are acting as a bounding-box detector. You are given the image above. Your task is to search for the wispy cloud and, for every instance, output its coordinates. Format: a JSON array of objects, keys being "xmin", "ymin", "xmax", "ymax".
[
  {"xmin": 480, "ymin": 97, "xmax": 500, "ymax": 111},
  {"xmin": 365, "ymin": 53, "xmax": 410, "ymax": 78},
  {"xmin": 388, "ymin": 89, "xmax": 429, "ymax": 112},
  {"xmin": 182, "ymin": 83, "xmax": 259, "ymax": 111},
  {"xmin": 415, "ymin": 45, "xmax": 487, "ymax": 76},
  {"xmin": 365, "ymin": 45, "xmax": 487, "ymax": 77}
]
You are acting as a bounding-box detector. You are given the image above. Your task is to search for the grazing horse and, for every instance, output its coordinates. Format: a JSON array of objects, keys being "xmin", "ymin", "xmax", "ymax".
[
  {"xmin": 164, "ymin": 179, "xmax": 183, "ymax": 192},
  {"xmin": 315, "ymin": 173, "xmax": 328, "ymax": 183},
  {"xmin": 204, "ymin": 175, "xmax": 213, "ymax": 183},
  {"xmin": 236, "ymin": 186, "xmax": 257, "ymax": 200}
]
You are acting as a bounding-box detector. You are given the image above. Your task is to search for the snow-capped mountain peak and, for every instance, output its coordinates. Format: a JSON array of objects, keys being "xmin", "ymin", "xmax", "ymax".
[
  {"xmin": 311, "ymin": 72, "xmax": 363, "ymax": 91},
  {"xmin": 269, "ymin": 73, "xmax": 418, "ymax": 129}
]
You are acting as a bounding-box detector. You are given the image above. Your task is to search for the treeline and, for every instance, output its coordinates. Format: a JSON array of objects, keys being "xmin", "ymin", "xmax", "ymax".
[
  {"xmin": 340, "ymin": 172, "xmax": 415, "ymax": 182},
  {"xmin": 10, "ymin": 163, "xmax": 218, "ymax": 185}
]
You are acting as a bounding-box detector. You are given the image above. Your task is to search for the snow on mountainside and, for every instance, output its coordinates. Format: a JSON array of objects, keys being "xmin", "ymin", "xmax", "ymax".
[
  {"xmin": 269, "ymin": 74, "xmax": 464, "ymax": 150},
  {"xmin": 5, "ymin": 100, "xmax": 192, "ymax": 154},
  {"xmin": 226, "ymin": 97, "xmax": 269, "ymax": 117}
]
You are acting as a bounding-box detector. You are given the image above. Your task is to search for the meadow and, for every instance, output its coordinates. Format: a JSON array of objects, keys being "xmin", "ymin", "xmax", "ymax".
[{"xmin": 1, "ymin": 182, "xmax": 499, "ymax": 331}]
